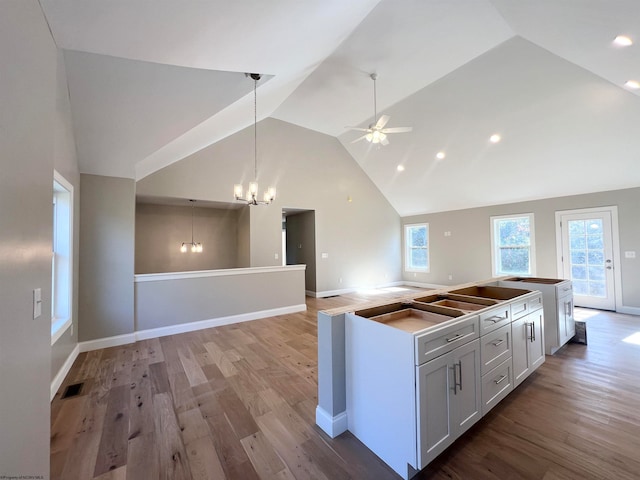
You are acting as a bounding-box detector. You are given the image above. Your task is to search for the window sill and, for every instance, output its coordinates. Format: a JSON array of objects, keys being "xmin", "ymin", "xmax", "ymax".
[{"xmin": 51, "ymin": 317, "xmax": 72, "ymax": 345}]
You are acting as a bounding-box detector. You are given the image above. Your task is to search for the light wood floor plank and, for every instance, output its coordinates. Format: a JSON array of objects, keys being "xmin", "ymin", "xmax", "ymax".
[{"xmin": 51, "ymin": 290, "xmax": 640, "ymax": 480}]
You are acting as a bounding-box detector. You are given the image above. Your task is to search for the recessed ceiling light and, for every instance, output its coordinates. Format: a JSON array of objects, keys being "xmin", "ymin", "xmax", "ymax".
[
  {"xmin": 397, "ymin": 165, "xmax": 405, "ymax": 172},
  {"xmin": 614, "ymin": 35, "xmax": 633, "ymax": 47},
  {"xmin": 624, "ymin": 80, "xmax": 640, "ymax": 89},
  {"xmin": 436, "ymin": 151, "xmax": 446, "ymax": 160},
  {"xmin": 489, "ymin": 134, "xmax": 501, "ymax": 144}
]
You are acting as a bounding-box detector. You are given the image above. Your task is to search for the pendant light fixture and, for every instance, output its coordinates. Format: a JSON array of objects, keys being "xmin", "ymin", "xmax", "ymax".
[
  {"xmin": 180, "ymin": 199, "xmax": 203, "ymax": 253},
  {"xmin": 234, "ymin": 73, "xmax": 276, "ymax": 205}
]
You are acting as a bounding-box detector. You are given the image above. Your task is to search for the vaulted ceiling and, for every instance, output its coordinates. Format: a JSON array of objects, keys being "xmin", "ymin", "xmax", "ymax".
[{"xmin": 40, "ymin": 0, "xmax": 640, "ymax": 216}]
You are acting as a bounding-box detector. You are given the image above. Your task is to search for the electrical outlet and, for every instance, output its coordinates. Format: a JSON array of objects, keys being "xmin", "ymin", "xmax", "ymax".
[
  {"xmin": 448, "ymin": 274, "xmax": 453, "ymax": 281},
  {"xmin": 625, "ymin": 251, "xmax": 636, "ymax": 259},
  {"xmin": 321, "ymin": 252, "xmax": 329, "ymax": 259},
  {"xmin": 274, "ymin": 253, "xmax": 279, "ymax": 260}
]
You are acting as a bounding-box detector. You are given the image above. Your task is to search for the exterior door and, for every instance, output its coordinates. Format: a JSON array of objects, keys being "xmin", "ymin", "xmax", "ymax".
[{"xmin": 556, "ymin": 208, "xmax": 616, "ymax": 310}]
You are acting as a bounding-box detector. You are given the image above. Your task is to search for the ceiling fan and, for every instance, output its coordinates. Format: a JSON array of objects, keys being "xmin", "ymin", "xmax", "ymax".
[{"xmin": 347, "ymin": 73, "xmax": 412, "ymax": 146}]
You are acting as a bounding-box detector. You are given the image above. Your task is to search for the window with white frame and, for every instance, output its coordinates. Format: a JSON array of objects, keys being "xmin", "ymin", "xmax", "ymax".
[
  {"xmin": 490, "ymin": 213, "xmax": 536, "ymax": 277},
  {"xmin": 52, "ymin": 171, "xmax": 73, "ymax": 343},
  {"xmin": 405, "ymin": 223, "xmax": 429, "ymax": 272}
]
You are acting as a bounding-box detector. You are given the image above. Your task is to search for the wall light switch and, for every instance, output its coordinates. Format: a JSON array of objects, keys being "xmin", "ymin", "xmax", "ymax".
[
  {"xmin": 33, "ymin": 288, "xmax": 42, "ymax": 319},
  {"xmin": 625, "ymin": 251, "xmax": 636, "ymax": 259}
]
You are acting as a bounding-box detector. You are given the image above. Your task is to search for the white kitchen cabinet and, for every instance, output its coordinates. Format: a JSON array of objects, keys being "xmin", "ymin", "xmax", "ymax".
[
  {"xmin": 416, "ymin": 338, "xmax": 481, "ymax": 467},
  {"xmin": 512, "ymin": 309, "xmax": 545, "ymax": 387},
  {"xmin": 499, "ymin": 277, "xmax": 574, "ymax": 355}
]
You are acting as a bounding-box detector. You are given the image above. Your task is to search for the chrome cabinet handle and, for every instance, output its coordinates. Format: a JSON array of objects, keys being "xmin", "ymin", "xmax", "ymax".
[
  {"xmin": 485, "ymin": 314, "xmax": 508, "ymax": 323},
  {"xmin": 526, "ymin": 322, "xmax": 536, "ymax": 342},
  {"xmin": 451, "ymin": 364, "xmax": 458, "ymax": 395},
  {"xmin": 456, "ymin": 361, "xmax": 463, "ymax": 392},
  {"xmin": 492, "ymin": 339, "xmax": 505, "ymax": 347},
  {"xmin": 494, "ymin": 374, "xmax": 507, "ymax": 385},
  {"xmin": 446, "ymin": 333, "xmax": 464, "ymax": 343}
]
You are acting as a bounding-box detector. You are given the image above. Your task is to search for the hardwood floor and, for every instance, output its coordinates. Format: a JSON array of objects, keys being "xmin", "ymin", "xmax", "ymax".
[{"xmin": 51, "ymin": 291, "xmax": 640, "ymax": 480}]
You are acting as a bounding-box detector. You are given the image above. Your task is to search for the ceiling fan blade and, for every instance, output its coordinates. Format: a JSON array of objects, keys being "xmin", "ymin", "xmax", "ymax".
[
  {"xmin": 381, "ymin": 126, "xmax": 413, "ymax": 133},
  {"xmin": 345, "ymin": 126, "xmax": 371, "ymax": 132},
  {"xmin": 376, "ymin": 114, "xmax": 390, "ymax": 129},
  {"xmin": 380, "ymin": 136, "xmax": 390, "ymax": 146},
  {"xmin": 351, "ymin": 134, "xmax": 369, "ymax": 143}
]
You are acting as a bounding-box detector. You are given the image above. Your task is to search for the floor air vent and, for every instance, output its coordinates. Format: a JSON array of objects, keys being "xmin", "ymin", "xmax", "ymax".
[{"xmin": 61, "ymin": 382, "xmax": 84, "ymax": 399}]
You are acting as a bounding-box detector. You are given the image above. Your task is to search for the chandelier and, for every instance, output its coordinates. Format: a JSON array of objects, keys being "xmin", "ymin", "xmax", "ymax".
[
  {"xmin": 234, "ymin": 73, "xmax": 276, "ymax": 205},
  {"xmin": 180, "ymin": 199, "xmax": 203, "ymax": 253}
]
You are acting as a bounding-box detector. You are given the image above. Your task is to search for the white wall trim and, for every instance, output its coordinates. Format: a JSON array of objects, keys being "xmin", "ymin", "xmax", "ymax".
[
  {"xmin": 79, "ymin": 332, "xmax": 137, "ymax": 353},
  {"xmin": 135, "ymin": 304, "xmax": 307, "ymax": 341},
  {"xmin": 617, "ymin": 305, "xmax": 640, "ymax": 316},
  {"xmin": 135, "ymin": 264, "xmax": 306, "ymax": 283},
  {"xmin": 51, "ymin": 317, "xmax": 72, "ymax": 345},
  {"xmin": 402, "ymin": 281, "xmax": 447, "ymax": 289},
  {"xmin": 77, "ymin": 304, "xmax": 307, "ymax": 354},
  {"xmin": 315, "ymin": 406, "xmax": 348, "ymax": 438},
  {"xmin": 50, "ymin": 344, "xmax": 80, "ymax": 401}
]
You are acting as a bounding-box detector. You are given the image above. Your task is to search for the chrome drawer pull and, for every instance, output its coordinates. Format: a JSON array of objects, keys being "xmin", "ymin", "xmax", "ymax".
[
  {"xmin": 485, "ymin": 315, "xmax": 507, "ymax": 323},
  {"xmin": 492, "ymin": 339, "xmax": 505, "ymax": 347},
  {"xmin": 446, "ymin": 333, "xmax": 464, "ymax": 343},
  {"xmin": 494, "ymin": 374, "xmax": 507, "ymax": 385}
]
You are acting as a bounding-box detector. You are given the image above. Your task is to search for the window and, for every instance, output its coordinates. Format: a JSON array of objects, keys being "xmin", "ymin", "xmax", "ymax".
[
  {"xmin": 52, "ymin": 171, "xmax": 73, "ymax": 343},
  {"xmin": 490, "ymin": 213, "xmax": 536, "ymax": 277},
  {"xmin": 405, "ymin": 223, "xmax": 429, "ymax": 272}
]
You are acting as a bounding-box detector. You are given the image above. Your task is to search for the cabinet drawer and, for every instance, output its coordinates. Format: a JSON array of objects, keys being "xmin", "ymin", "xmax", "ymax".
[
  {"xmin": 415, "ymin": 316, "xmax": 479, "ymax": 365},
  {"xmin": 556, "ymin": 282, "xmax": 572, "ymax": 297},
  {"xmin": 527, "ymin": 293, "xmax": 543, "ymax": 312},
  {"xmin": 479, "ymin": 306, "xmax": 511, "ymax": 335},
  {"xmin": 509, "ymin": 293, "xmax": 543, "ymax": 321},
  {"xmin": 481, "ymin": 358, "xmax": 513, "ymax": 416},
  {"xmin": 480, "ymin": 324, "xmax": 512, "ymax": 375}
]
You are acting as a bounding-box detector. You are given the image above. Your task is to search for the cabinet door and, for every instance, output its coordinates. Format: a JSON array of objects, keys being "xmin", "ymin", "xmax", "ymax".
[
  {"xmin": 527, "ymin": 311, "xmax": 545, "ymax": 371},
  {"xmin": 558, "ymin": 295, "xmax": 575, "ymax": 347},
  {"xmin": 416, "ymin": 351, "xmax": 453, "ymax": 468},
  {"xmin": 512, "ymin": 317, "xmax": 530, "ymax": 387},
  {"xmin": 451, "ymin": 339, "xmax": 481, "ymax": 436}
]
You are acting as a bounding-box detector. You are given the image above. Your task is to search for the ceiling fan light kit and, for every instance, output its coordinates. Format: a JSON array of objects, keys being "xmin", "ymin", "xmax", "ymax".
[
  {"xmin": 347, "ymin": 73, "xmax": 412, "ymax": 146},
  {"xmin": 234, "ymin": 73, "xmax": 276, "ymax": 205}
]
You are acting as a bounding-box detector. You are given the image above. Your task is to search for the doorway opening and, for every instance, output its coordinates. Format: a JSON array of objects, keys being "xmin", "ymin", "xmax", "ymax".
[{"xmin": 282, "ymin": 209, "xmax": 316, "ymax": 295}]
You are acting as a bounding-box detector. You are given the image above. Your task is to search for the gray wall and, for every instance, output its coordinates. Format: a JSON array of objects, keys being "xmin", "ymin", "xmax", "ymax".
[
  {"xmin": 137, "ymin": 118, "xmax": 402, "ymax": 294},
  {"xmin": 79, "ymin": 174, "xmax": 136, "ymax": 341},
  {"xmin": 286, "ymin": 211, "xmax": 317, "ymax": 292},
  {"xmin": 135, "ymin": 203, "xmax": 240, "ymax": 274},
  {"xmin": 135, "ymin": 268, "xmax": 305, "ymax": 331},
  {"xmin": 402, "ymin": 187, "xmax": 640, "ymax": 309},
  {"xmin": 237, "ymin": 205, "xmax": 251, "ymax": 267},
  {"xmin": 0, "ymin": 2, "xmax": 56, "ymax": 476}
]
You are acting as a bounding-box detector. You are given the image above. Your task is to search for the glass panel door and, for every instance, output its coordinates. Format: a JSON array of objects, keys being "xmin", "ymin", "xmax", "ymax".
[{"xmin": 559, "ymin": 210, "xmax": 615, "ymax": 310}]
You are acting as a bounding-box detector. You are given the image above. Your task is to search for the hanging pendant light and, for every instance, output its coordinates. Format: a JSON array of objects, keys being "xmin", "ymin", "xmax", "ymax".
[
  {"xmin": 234, "ymin": 73, "xmax": 276, "ymax": 205},
  {"xmin": 180, "ymin": 199, "xmax": 203, "ymax": 253}
]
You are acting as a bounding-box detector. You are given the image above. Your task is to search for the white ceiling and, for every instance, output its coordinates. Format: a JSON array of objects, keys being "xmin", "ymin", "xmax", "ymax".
[{"xmin": 40, "ymin": 0, "xmax": 640, "ymax": 215}]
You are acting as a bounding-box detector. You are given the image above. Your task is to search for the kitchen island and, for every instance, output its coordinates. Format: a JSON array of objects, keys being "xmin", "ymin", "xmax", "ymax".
[{"xmin": 316, "ymin": 280, "xmax": 546, "ymax": 479}]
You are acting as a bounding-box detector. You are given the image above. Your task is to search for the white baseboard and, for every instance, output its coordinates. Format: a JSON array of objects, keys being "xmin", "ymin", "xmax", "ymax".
[
  {"xmin": 315, "ymin": 406, "xmax": 348, "ymax": 438},
  {"xmin": 135, "ymin": 303, "xmax": 307, "ymax": 341},
  {"xmin": 402, "ymin": 281, "xmax": 446, "ymax": 289},
  {"xmin": 50, "ymin": 344, "xmax": 80, "ymax": 401},
  {"xmin": 79, "ymin": 332, "xmax": 137, "ymax": 353},
  {"xmin": 76, "ymin": 304, "xmax": 308, "ymax": 354},
  {"xmin": 617, "ymin": 305, "xmax": 640, "ymax": 316}
]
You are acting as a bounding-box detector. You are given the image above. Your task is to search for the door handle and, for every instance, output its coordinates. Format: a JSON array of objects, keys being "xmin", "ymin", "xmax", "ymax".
[
  {"xmin": 456, "ymin": 361, "xmax": 463, "ymax": 392},
  {"xmin": 527, "ymin": 322, "xmax": 535, "ymax": 342}
]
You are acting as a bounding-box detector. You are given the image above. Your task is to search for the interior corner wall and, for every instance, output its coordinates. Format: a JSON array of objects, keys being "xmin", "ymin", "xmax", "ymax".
[
  {"xmin": 286, "ymin": 211, "xmax": 317, "ymax": 292},
  {"xmin": 136, "ymin": 117, "xmax": 403, "ymax": 294},
  {"xmin": 0, "ymin": 1, "xmax": 56, "ymax": 477},
  {"xmin": 402, "ymin": 187, "xmax": 640, "ymax": 309},
  {"xmin": 79, "ymin": 174, "xmax": 136, "ymax": 341},
  {"xmin": 51, "ymin": 48, "xmax": 82, "ymax": 381}
]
